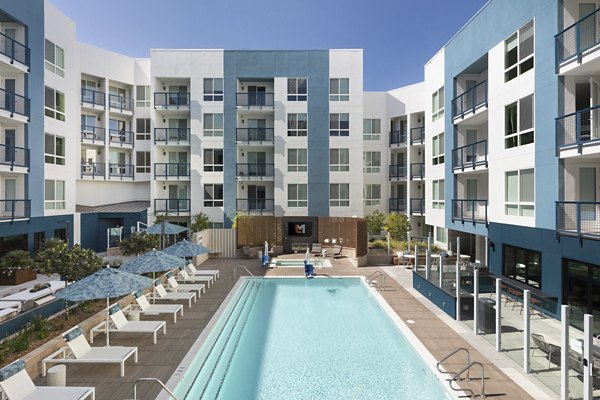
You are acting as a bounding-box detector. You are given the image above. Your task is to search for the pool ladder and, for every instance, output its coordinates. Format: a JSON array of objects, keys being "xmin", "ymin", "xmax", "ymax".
[
  {"xmin": 131, "ymin": 377, "xmax": 179, "ymax": 400},
  {"xmin": 366, "ymin": 271, "xmax": 386, "ymax": 291},
  {"xmin": 436, "ymin": 348, "xmax": 486, "ymax": 398},
  {"xmin": 234, "ymin": 265, "xmax": 255, "ymax": 281}
]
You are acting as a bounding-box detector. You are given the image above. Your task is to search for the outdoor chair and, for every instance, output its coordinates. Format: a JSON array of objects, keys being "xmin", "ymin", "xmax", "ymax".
[
  {"xmin": 147, "ymin": 281, "xmax": 196, "ymax": 308},
  {"xmin": 185, "ymin": 263, "xmax": 220, "ymax": 280},
  {"xmin": 332, "ymin": 244, "xmax": 343, "ymax": 258},
  {"xmin": 569, "ymin": 349, "xmax": 600, "ymax": 388},
  {"xmin": 125, "ymin": 290, "xmax": 184, "ymax": 323},
  {"xmin": 42, "ymin": 326, "xmax": 137, "ymax": 377},
  {"xmin": 311, "ymin": 244, "xmax": 322, "ymax": 257},
  {"xmin": 90, "ymin": 304, "xmax": 166, "ymax": 344},
  {"xmin": 531, "ymin": 333, "xmax": 561, "ymax": 368},
  {"xmin": 241, "ymin": 246, "xmax": 251, "ymax": 259},
  {"xmin": 175, "ymin": 268, "xmax": 213, "ymax": 289}
]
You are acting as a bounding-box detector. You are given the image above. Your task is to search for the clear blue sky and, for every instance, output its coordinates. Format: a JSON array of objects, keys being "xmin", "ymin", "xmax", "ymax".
[{"xmin": 49, "ymin": 0, "xmax": 488, "ymax": 91}]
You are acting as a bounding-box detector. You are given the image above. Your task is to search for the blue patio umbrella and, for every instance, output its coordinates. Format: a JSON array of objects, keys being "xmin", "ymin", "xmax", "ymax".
[
  {"xmin": 55, "ymin": 266, "xmax": 153, "ymax": 346},
  {"xmin": 163, "ymin": 239, "xmax": 209, "ymax": 259},
  {"xmin": 145, "ymin": 222, "xmax": 188, "ymax": 235},
  {"xmin": 119, "ymin": 249, "xmax": 186, "ymax": 274}
]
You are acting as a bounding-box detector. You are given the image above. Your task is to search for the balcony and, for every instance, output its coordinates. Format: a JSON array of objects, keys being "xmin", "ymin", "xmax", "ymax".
[
  {"xmin": 0, "ymin": 32, "xmax": 29, "ymax": 69},
  {"xmin": 81, "ymin": 89, "xmax": 105, "ymax": 108},
  {"xmin": 236, "ymin": 163, "xmax": 274, "ymax": 180},
  {"xmin": 556, "ymin": 201, "xmax": 600, "ymax": 239},
  {"xmin": 452, "ymin": 199, "xmax": 488, "ymax": 225},
  {"xmin": 154, "ymin": 128, "xmax": 190, "ymax": 145},
  {"xmin": 556, "ymin": 8, "xmax": 600, "ymax": 69},
  {"xmin": 108, "ymin": 164, "xmax": 134, "ymax": 180},
  {"xmin": 108, "ymin": 94, "xmax": 133, "ymax": 113},
  {"xmin": 410, "ymin": 198, "xmax": 425, "ymax": 215},
  {"xmin": 389, "ymin": 164, "xmax": 407, "ymax": 180},
  {"xmin": 154, "ymin": 92, "xmax": 190, "ymax": 109},
  {"xmin": 236, "ymin": 128, "xmax": 274, "ymax": 143},
  {"xmin": 410, "ymin": 163, "xmax": 425, "ymax": 180},
  {"xmin": 389, "ymin": 198, "xmax": 406, "ymax": 213},
  {"xmin": 389, "ymin": 130, "xmax": 407, "ymax": 146},
  {"xmin": 0, "ymin": 199, "xmax": 30, "ymax": 221},
  {"xmin": 81, "ymin": 125, "xmax": 105, "ymax": 144},
  {"xmin": 452, "ymin": 140, "xmax": 488, "ymax": 171},
  {"xmin": 410, "ymin": 127, "xmax": 424, "ymax": 145},
  {"xmin": 236, "ymin": 93, "xmax": 274, "ymax": 108},
  {"xmin": 0, "ymin": 144, "xmax": 28, "ymax": 170},
  {"xmin": 108, "ymin": 130, "xmax": 134, "ymax": 146},
  {"xmin": 452, "ymin": 80, "xmax": 488, "ymax": 120},
  {"xmin": 154, "ymin": 163, "xmax": 190, "ymax": 180},
  {"xmin": 0, "ymin": 88, "xmax": 29, "ymax": 120},
  {"xmin": 237, "ymin": 198, "xmax": 275, "ymax": 214},
  {"xmin": 556, "ymin": 105, "xmax": 600, "ymax": 153},
  {"xmin": 81, "ymin": 162, "xmax": 105, "ymax": 179},
  {"xmin": 154, "ymin": 198, "xmax": 191, "ymax": 215}
]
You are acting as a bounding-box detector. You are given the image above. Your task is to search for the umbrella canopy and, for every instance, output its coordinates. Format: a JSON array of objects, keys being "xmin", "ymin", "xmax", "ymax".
[
  {"xmin": 145, "ymin": 222, "xmax": 189, "ymax": 235},
  {"xmin": 163, "ymin": 239, "xmax": 209, "ymax": 258},
  {"xmin": 120, "ymin": 249, "xmax": 186, "ymax": 274}
]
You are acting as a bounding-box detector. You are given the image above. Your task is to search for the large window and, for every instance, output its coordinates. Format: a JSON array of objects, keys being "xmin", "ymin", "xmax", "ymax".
[
  {"xmin": 505, "ymin": 20, "xmax": 534, "ymax": 82},
  {"xmin": 136, "ymin": 85, "xmax": 151, "ymax": 107},
  {"xmin": 44, "ymin": 180, "xmax": 65, "ymax": 210},
  {"xmin": 204, "ymin": 184, "xmax": 223, "ymax": 207},
  {"xmin": 203, "ymin": 149, "xmax": 223, "ymax": 172},
  {"xmin": 432, "ymin": 133, "xmax": 444, "ymax": 165},
  {"xmin": 363, "ymin": 184, "xmax": 381, "ymax": 206},
  {"xmin": 563, "ymin": 259, "xmax": 600, "ymax": 332},
  {"xmin": 503, "ymin": 244, "xmax": 541, "ymax": 288},
  {"xmin": 136, "ymin": 118, "xmax": 150, "ymax": 141},
  {"xmin": 505, "ymin": 168, "xmax": 534, "ymax": 216},
  {"xmin": 288, "ymin": 148, "xmax": 307, "ymax": 172},
  {"xmin": 363, "ymin": 151, "xmax": 381, "ymax": 173},
  {"xmin": 288, "ymin": 184, "xmax": 308, "ymax": 207},
  {"xmin": 330, "ymin": 148, "xmax": 349, "ymax": 172},
  {"xmin": 287, "ymin": 113, "xmax": 307, "ymax": 137},
  {"xmin": 135, "ymin": 151, "xmax": 150, "ymax": 173},
  {"xmin": 363, "ymin": 118, "xmax": 381, "ymax": 140},
  {"xmin": 432, "ymin": 87, "xmax": 444, "ymax": 121},
  {"xmin": 330, "ymin": 183, "xmax": 350, "ymax": 207},
  {"xmin": 330, "ymin": 78, "xmax": 349, "ymax": 101},
  {"xmin": 203, "ymin": 114, "xmax": 223, "ymax": 137},
  {"xmin": 287, "ymin": 78, "xmax": 307, "ymax": 101},
  {"xmin": 505, "ymin": 94, "xmax": 534, "ymax": 148},
  {"xmin": 44, "ymin": 87, "xmax": 65, "ymax": 121},
  {"xmin": 432, "ymin": 180, "xmax": 444, "ymax": 209},
  {"xmin": 44, "ymin": 133, "xmax": 65, "ymax": 165},
  {"xmin": 330, "ymin": 113, "xmax": 349, "ymax": 136},
  {"xmin": 44, "ymin": 39, "xmax": 64, "ymax": 77},
  {"xmin": 203, "ymin": 78, "xmax": 223, "ymax": 101}
]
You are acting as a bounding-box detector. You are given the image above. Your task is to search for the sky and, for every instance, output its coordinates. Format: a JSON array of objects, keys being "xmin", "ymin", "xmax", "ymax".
[{"xmin": 49, "ymin": 0, "xmax": 489, "ymax": 91}]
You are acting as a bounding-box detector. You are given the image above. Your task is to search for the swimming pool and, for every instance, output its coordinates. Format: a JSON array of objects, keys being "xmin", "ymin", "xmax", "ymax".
[{"xmin": 166, "ymin": 278, "xmax": 453, "ymax": 399}]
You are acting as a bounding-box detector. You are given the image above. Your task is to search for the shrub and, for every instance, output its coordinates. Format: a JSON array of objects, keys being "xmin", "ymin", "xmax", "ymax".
[
  {"xmin": 119, "ymin": 232, "xmax": 160, "ymax": 256},
  {"xmin": 384, "ymin": 213, "xmax": 411, "ymax": 241},
  {"xmin": 366, "ymin": 210, "xmax": 386, "ymax": 236},
  {"xmin": 191, "ymin": 212, "xmax": 210, "ymax": 233},
  {"xmin": 0, "ymin": 250, "xmax": 33, "ymax": 273},
  {"xmin": 31, "ymin": 314, "xmax": 50, "ymax": 340}
]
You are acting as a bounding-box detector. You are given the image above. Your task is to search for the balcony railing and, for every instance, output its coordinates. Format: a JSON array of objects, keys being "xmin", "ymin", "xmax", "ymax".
[
  {"xmin": 154, "ymin": 198, "xmax": 191, "ymax": 215},
  {"xmin": 556, "ymin": 8, "xmax": 600, "ymax": 66},
  {"xmin": 237, "ymin": 198, "xmax": 274, "ymax": 213},
  {"xmin": 109, "ymin": 129, "xmax": 134, "ymax": 146},
  {"xmin": 108, "ymin": 163, "xmax": 134, "ymax": 179},
  {"xmin": 389, "ymin": 164, "xmax": 407, "ymax": 180},
  {"xmin": 0, "ymin": 87, "xmax": 29, "ymax": 118},
  {"xmin": 0, "ymin": 199, "xmax": 30, "ymax": 221},
  {"xmin": 410, "ymin": 198, "xmax": 425, "ymax": 214},
  {"xmin": 556, "ymin": 201, "xmax": 600, "ymax": 239},
  {"xmin": 0, "ymin": 143, "xmax": 28, "ymax": 169},
  {"xmin": 556, "ymin": 104, "xmax": 600, "ymax": 150},
  {"xmin": 236, "ymin": 128, "xmax": 275, "ymax": 142},
  {"xmin": 389, "ymin": 130, "xmax": 407, "ymax": 146},
  {"xmin": 410, "ymin": 163, "xmax": 425, "ymax": 180},
  {"xmin": 81, "ymin": 162, "xmax": 105, "ymax": 179},
  {"xmin": 81, "ymin": 125, "xmax": 105, "ymax": 143},
  {"xmin": 154, "ymin": 163, "xmax": 191, "ymax": 179},
  {"xmin": 410, "ymin": 127, "xmax": 424, "ymax": 144},
  {"xmin": 81, "ymin": 88, "xmax": 105, "ymax": 107},
  {"xmin": 236, "ymin": 93, "xmax": 274, "ymax": 107},
  {"xmin": 452, "ymin": 199, "xmax": 488, "ymax": 225},
  {"xmin": 0, "ymin": 32, "xmax": 29, "ymax": 67},
  {"xmin": 154, "ymin": 128, "xmax": 190, "ymax": 144},
  {"xmin": 108, "ymin": 94, "xmax": 133, "ymax": 112},
  {"xmin": 389, "ymin": 198, "xmax": 406, "ymax": 213},
  {"xmin": 236, "ymin": 163, "xmax": 274, "ymax": 178},
  {"xmin": 452, "ymin": 140, "xmax": 488, "ymax": 170},
  {"xmin": 154, "ymin": 92, "xmax": 190, "ymax": 108},
  {"xmin": 452, "ymin": 80, "xmax": 488, "ymax": 119}
]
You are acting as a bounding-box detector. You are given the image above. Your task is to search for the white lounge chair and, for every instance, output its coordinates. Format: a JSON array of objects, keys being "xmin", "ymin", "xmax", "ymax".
[
  {"xmin": 166, "ymin": 271, "xmax": 207, "ymax": 296},
  {"xmin": 42, "ymin": 326, "xmax": 137, "ymax": 377},
  {"xmin": 125, "ymin": 290, "xmax": 183, "ymax": 322},
  {"xmin": 174, "ymin": 269, "xmax": 213, "ymax": 289},
  {"xmin": 90, "ymin": 304, "xmax": 166, "ymax": 344},
  {"xmin": 0, "ymin": 359, "xmax": 95, "ymax": 400},
  {"xmin": 147, "ymin": 281, "xmax": 196, "ymax": 308},
  {"xmin": 185, "ymin": 263, "xmax": 220, "ymax": 280}
]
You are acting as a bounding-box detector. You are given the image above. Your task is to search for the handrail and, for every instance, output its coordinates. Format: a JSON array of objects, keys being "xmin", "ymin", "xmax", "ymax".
[
  {"xmin": 449, "ymin": 361, "xmax": 485, "ymax": 398},
  {"xmin": 436, "ymin": 347, "xmax": 471, "ymax": 381},
  {"xmin": 133, "ymin": 377, "xmax": 179, "ymax": 400},
  {"xmin": 234, "ymin": 265, "xmax": 255, "ymax": 281},
  {"xmin": 366, "ymin": 270, "xmax": 386, "ymax": 290}
]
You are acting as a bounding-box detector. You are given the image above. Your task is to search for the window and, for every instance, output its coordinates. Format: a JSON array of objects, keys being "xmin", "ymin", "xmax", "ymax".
[
  {"xmin": 288, "ymin": 148, "xmax": 307, "ymax": 172},
  {"xmin": 435, "ymin": 227, "xmax": 448, "ymax": 245},
  {"xmin": 505, "ymin": 20, "xmax": 534, "ymax": 82},
  {"xmin": 505, "ymin": 94, "xmax": 534, "ymax": 148},
  {"xmin": 505, "ymin": 168, "xmax": 534, "ymax": 216},
  {"xmin": 44, "ymin": 86, "xmax": 65, "ymax": 121},
  {"xmin": 287, "ymin": 78, "xmax": 307, "ymax": 101},
  {"xmin": 204, "ymin": 184, "xmax": 223, "ymax": 207},
  {"xmin": 203, "ymin": 78, "xmax": 223, "ymax": 101},
  {"xmin": 330, "ymin": 78, "xmax": 349, "ymax": 101},
  {"xmin": 288, "ymin": 184, "xmax": 308, "ymax": 207},
  {"xmin": 136, "ymin": 85, "xmax": 150, "ymax": 107},
  {"xmin": 136, "ymin": 118, "xmax": 150, "ymax": 141},
  {"xmin": 44, "ymin": 40, "xmax": 64, "ymax": 77},
  {"xmin": 203, "ymin": 149, "xmax": 223, "ymax": 172},
  {"xmin": 432, "ymin": 180, "xmax": 445, "ymax": 209},
  {"xmin": 363, "ymin": 184, "xmax": 381, "ymax": 206},
  {"xmin": 329, "ymin": 148, "xmax": 349, "ymax": 172},
  {"xmin": 432, "ymin": 133, "xmax": 445, "ymax": 165},
  {"xmin": 363, "ymin": 119, "xmax": 381, "ymax": 140},
  {"xmin": 363, "ymin": 151, "xmax": 381, "ymax": 173},
  {"xmin": 203, "ymin": 114, "xmax": 223, "ymax": 137},
  {"xmin": 135, "ymin": 151, "xmax": 150, "ymax": 173},
  {"xmin": 44, "ymin": 180, "xmax": 65, "ymax": 210},
  {"xmin": 208, "ymin": 222, "xmax": 224, "ymax": 229},
  {"xmin": 44, "ymin": 133, "xmax": 65, "ymax": 165},
  {"xmin": 287, "ymin": 113, "xmax": 307, "ymax": 136},
  {"xmin": 330, "ymin": 183, "xmax": 350, "ymax": 207},
  {"xmin": 503, "ymin": 244, "xmax": 541, "ymax": 288},
  {"xmin": 432, "ymin": 87, "xmax": 444, "ymax": 121},
  {"xmin": 330, "ymin": 113, "xmax": 349, "ymax": 136}
]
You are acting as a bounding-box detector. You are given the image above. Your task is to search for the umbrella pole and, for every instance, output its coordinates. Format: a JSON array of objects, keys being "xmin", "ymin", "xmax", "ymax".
[
  {"xmin": 106, "ymin": 297, "xmax": 110, "ymax": 347},
  {"xmin": 153, "ymin": 272, "xmax": 156, "ymax": 304}
]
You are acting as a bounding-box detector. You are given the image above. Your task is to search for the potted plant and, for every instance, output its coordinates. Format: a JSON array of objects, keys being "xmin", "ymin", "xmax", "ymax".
[{"xmin": 0, "ymin": 250, "xmax": 36, "ymax": 285}]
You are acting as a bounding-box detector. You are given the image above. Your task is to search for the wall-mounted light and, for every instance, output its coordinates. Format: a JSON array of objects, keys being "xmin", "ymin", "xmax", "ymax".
[
  {"xmin": 97, "ymin": 117, "xmax": 101, "ymax": 121},
  {"xmin": 97, "ymin": 150, "xmax": 101, "ymax": 155},
  {"xmin": 489, "ymin": 241, "xmax": 496, "ymax": 252},
  {"xmin": 241, "ymin": 184, "xmax": 244, "ymax": 190},
  {"xmin": 163, "ymin": 186, "xmax": 166, "ymax": 190},
  {"xmin": 97, "ymin": 83, "xmax": 100, "ymax": 88},
  {"xmin": 163, "ymin": 118, "xmax": 166, "ymax": 123},
  {"xmin": 163, "ymin": 151, "xmax": 166, "ymax": 156},
  {"xmin": 241, "ymin": 151, "xmax": 244, "ymax": 157}
]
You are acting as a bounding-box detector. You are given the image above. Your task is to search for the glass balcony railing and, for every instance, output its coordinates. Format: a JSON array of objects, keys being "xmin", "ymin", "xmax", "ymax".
[
  {"xmin": 452, "ymin": 140, "xmax": 488, "ymax": 170},
  {"xmin": 410, "ymin": 127, "xmax": 424, "ymax": 144},
  {"xmin": 154, "ymin": 198, "xmax": 191, "ymax": 215},
  {"xmin": 154, "ymin": 92, "xmax": 190, "ymax": 108},
  {"xmin": 236, "ymin": 163, "xmax": 274, "ymax": 178},
  {"xmin": 0, "ymin": 143, "xmax": 28, "ymax": 169},
  {"xmin": 154, "ymin": 128, "xmax": 190, "ymax": 144},
  {"xmin": 0, "ymin": 87, "xmax": 29, "ymax": 117},
  {"xmin": 556, "ymin": 8, "xmax": 600, "ymax": 66},
  {"xmin": 154, "ymin": 163, "xmax": 191, "ymax": 179},
  {"xmin": 556, "ymin": 201, "xmax": 600, "ymax": 239},
  {"xmin": 108, "ymin": 94, "xmax": 133, "ymax": 112},
  {"xmin": 237, "ymin": 198, "xmax": 274, "ymax": 213},
  {"xmin": 452, "ymin": 80, "xmax": 488, "ymax": 119},
  {"xmin": 236, "ymin": 128, "xmax": 274, "ymax": 142},
  {"xmin": 0, "ymin": 32, "xmax": 29, "ymax": 67},
  {"xmin": 81, "ymin": 162, "xmax": 105, "ymax": 179},
  {"xmin": 389, "ymin": 164, "xmax": 407, "ymax": 180},
  {"xmin": 108, "ymin": 130, "xmax": 134, "ymax": 146},
  {"xmin": 389, "ymin": 130, "xmax": 407, "ymax": 146},
  {"xmin": 410, "ymin": 163, "xmax": 425, "ymax": 180},
  {"xmin": 389, "ymin": 198, "xmax": 406, "ymax": 213},
  {"xmin": 410, "ymin": 198, "xmax": 425, "ymax": 214},
  {"xmin": 108, "ymin": 163, "xmax": 134, "ymax": 179},
  {"xmin": 81, "ymin": 89, "xmax": 105, "ymax": 107},
  {"xmin": 0, "ymin": 199, "xmax": 30, "ymax": 221},
  {"xmin": 81, "ymin": 125, "xmax": 105, "ymax": 143},
  {"xmin": 452, "ymin": 199, "xmax": 488, "ymax": 225},
  {"xmin": 556, "ymin": 104, "xmax": 600, "ymax": 149},
  {"xmin": 236, "ymin": 92, "xmax": 274, "ymax": 107}
]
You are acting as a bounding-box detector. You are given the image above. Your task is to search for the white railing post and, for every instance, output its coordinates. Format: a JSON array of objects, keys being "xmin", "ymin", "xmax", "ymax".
[
  {"xmin": 496, "ymin": 278, "xmax": 502, "ymax": 352},
  {"xmin": 584, "ymin": 314, "xmax": 593, "ymax": 400},
  {"xmin": 439, "ymin": 257, "xmax": 444, "ymax": 288},
  {"xmin": 426, "ymin": 234, "xmax": 432, "ymax": 280},
  {"xmin": 473, "ymin": 267, "xmax": 479, "ymax": 335},
  {"xmin": 456, "ymin": 237, "xmax": 461, "ymax": 321},
  {"xmin": 560, "ymin": 305, "xmax": 569, "ymax": 400},
  {"xmin": 523, "ymin": 289, "xmax": 530, "ymax": 373}
]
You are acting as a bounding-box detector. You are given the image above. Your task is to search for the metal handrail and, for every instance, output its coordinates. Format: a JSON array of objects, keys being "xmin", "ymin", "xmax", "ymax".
[
  {"xmin": 234, "ymin": 266, "xmax": 255, "ymax": 281},
  {"xmin": 366, "ymin": 270, "xmax": 386, "ymax": 290},
  {"xmin": 436, "ymin": 347, "xmax": 471, "ymax": 380},
  {"xmin": 133, "ymin": 377, "xmax": 179, "ymax": 400},
  {"xmin": 449, "ymin": 361, "xmax": 485, "ymax": 398}
]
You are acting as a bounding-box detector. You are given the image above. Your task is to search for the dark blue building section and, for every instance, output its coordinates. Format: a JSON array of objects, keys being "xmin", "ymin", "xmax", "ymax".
[
  {"xmin": 80, "ymin": 209, "xmax": 147, "ymax": 253},
  {"xmin": 0, "ymin": 215, "xmax": 74, "ymax": 256}
]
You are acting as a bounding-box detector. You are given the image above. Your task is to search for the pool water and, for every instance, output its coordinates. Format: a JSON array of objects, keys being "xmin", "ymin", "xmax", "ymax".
[{"xmin": 173, "ymin": 278, "xmax": 451, "ymax": 399}]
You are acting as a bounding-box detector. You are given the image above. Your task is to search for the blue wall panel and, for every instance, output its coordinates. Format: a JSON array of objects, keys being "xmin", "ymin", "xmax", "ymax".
[{"xmin": 80, "ymin": 210, "xmax": 147, "ymax": 252}]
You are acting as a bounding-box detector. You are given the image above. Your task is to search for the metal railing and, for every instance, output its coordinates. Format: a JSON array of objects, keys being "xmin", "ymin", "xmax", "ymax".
[
  {"xmin": 154, "ymin": 163, "xmax": 190, "ymax": 179},
  {"xmin": 108, "ymin": 94, "xmax": 133, "ymax": 112},
  {"xmin": 389, "ymin": 164, "xmax": 407, "ymax": 180},
  {"xmin": 154, "ymin": 198, "xmax": 191, "ymax": 215},
  {"xmin": 452, "ymin": 80, "xmax": 488, "ymax": 119},
  {"xmin": 154, "ymin": 128, "xmax": 190, "ymax": 144},
  {"xmin": 452, "ymin": 199, "xmax": 488, "ymax": 225},
  {"xmin": 0, "ymin": 143, "xmax": 28, "ymax": 169},
  {"xmin": 236, "ymin": 128, "xmax": 274, "ymax": 142},
  {"xmin": 0, "ymin": 32, "xmax": 30, "ymax": 67},
  {"xmin": 109, "ymin": 129, "xmax": 134, "ymax": 146},
  {"xmin": 449, "ymin": 362, "xmax": 485, "ymax": 398},
  {"xmin": 133, "ymin": 377, "xmax": 179, "ymax": 400},
  {"xmin": 389, "ymin": 198, "xmax": 406, "ymax": 213},
  {"xmin": 234, "ymin": 266, "xmax": 255, "ymax": 281},
  {"xmin": 154, "ymin": 92, "xmax": 190, "ymax": 108},
  {"xmin": 81, "ymin": 88, "xmax": 105, "ymax": 107},
  {"xmin": 410, "ymin": 163, "xmax": 425, "ymax": 179},
  {"xmin": 556, "ymin": 104, "xmax": 600, "ymax": 150},
  {"xmin": 108, "ymin": 163, "xmax": 134, "ymax": 179},
  {"xmin": 556, "ymin": 201, "xmax": 600, "ymax": 239},
  {"xmin": 556, "ymin": 7, "xmax": 600, "ymax": 66},
  {"xmin": 237, "ymin": 198, "xmax": 275, "ymax": 214},
  {"xmin": 81, "ymin": 162, "xmax": 105, "ymax": 179},
  {"xmin": 389, "ymin": 130, "xmax": 407, "ymax": 146},
  {"xmin": 0, "ymin": 199, "xmax": 30, "ymax": 221},
  {"xmin": 452, "ymin": 140, "xmax": 488, "ymax": 171},
  {"xmin": 81, "ymin": 125, "xmax": 105, "ymax": 143},
  {"xmin": 0, "ymin": 88, "xmax": 29, "ymax": 117},
  {"xmin": 410, "ymin": 127, "xmax": 424, "ymax": 144},
  {"xmin": 236, "ymin": 163, "xmax": 274, "ymax": 178},
  {"xmin": 236, "ymin": 92, "xmax": 274, "ymax": 107},
  {"xmin": 436, "ymin": 347, "xmax": 471, "ymax": 380},
  {"xmin": 366, "ymin": 271, "xmax": 387, "ymax": 291},
  {"xmin": 410, "ymin": 198, "xmax": 425, "ymax": 214}
]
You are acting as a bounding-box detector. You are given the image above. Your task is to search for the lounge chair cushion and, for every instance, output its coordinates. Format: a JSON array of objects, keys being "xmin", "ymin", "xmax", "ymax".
[
  {"xmin": 0, "ymin": 360, "xmax": 25, "ymax": 381},
  {"xmin": 109, "ymin": 304, "xmax": 122, "ymax": 315},
  {"xmin": 166, "ymin": 271, "xmax": 174, "ymax": 279},
  {"xmin": 133, "ymin": 290, "xmax": 144, "ymax": 299},
  {"xmin": 63, "ymin": 327, "xmax": 84, "ymax": 342}
]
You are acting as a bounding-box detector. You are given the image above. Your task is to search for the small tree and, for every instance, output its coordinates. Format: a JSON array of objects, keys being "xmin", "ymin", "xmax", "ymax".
[
  {"xmin": 232, "ymin": 211, "xmax": 249, "ymax": 230},
  {"xmin": 35, "ymin": 239, "xmax": 102, "ymax": 282},
  {"xmin": 119, "ymin": 232, "xmax": 160, "ymax": 256},
  {"xmin": 35, "ymin": 238, "xmax": 69, "ymax": 278},
  {"xmin": 384, "ymin": 212, "xmax": 411, "ymax": 241},
  {"xmin": 68, "ymin": 244, "xmax": 102, "ymax": 281},
  {"xmin": 191, "ymin": 212, "xmax": 210, "ymax": 233},
  {"xmin": 366, "ymin": 210, "xmax": 386, "ymax": 236},
  {"xmin": 0, "ymin": 250, "xmax": 34, "ymax": 271}
]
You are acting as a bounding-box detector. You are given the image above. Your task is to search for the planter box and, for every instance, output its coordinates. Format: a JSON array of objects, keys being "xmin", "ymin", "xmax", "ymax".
[
  {"xmin": 0, "ymin": 269, "xmax": 37, "ymax": 285},
  {"xmin": 366, "ymin": 254, "xmax": 393, "ymax": 266}
]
